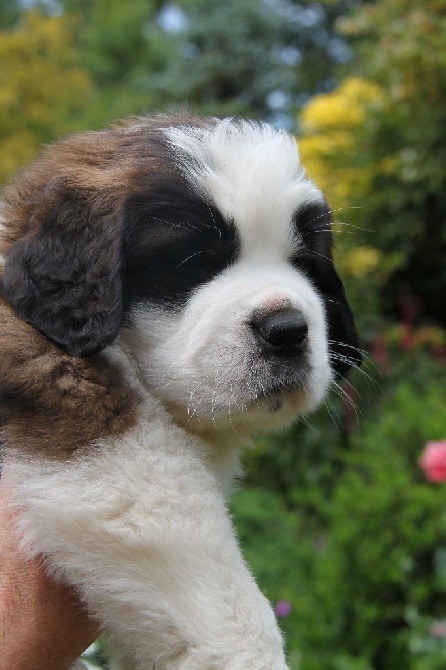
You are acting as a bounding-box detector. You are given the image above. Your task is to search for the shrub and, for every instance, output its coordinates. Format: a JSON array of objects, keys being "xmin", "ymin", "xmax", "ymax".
[{"xmin": 234, "ymin": 351, "xmax": 446, "ymax": 670}]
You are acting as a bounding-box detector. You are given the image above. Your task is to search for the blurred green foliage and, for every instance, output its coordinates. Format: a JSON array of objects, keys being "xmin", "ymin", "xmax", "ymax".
[
  {"xmin": 236, "ymin": 350, "xmax": 446, "ymax": 669},
  {"xmin": 236, "ymin": 1, "xmax": 446, "ymax": 667},
  {"xmin": 300, "ymin": 0, "xmax": 446, "ymax": 328},
  {"xmin": 139, "ymin": 0, "xmax": 356, "ymax": 120},
  {"xmin": 0, "ymin": 10, "xmax": 92, "ymax": 181},
  {"xmin": 0, "ymin": 1, "xmax": 445, "ymax": 668},
  {"xmin": 0, "ymin": 0, "xmax": 354, "ymax": 154}
]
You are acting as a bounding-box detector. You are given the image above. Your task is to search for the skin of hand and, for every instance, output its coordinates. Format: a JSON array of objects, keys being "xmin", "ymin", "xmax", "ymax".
[{"xmin": 0, "ymin": 485, "xmax": 100, "ymax": 670}]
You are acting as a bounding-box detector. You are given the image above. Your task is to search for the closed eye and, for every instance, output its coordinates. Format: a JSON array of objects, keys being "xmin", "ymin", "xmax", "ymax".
[
  {"xmin": 292, "ymin": 200, "xmax": 334, "ymax": 258},
  {"xmin": 290, "ymin": 247, "xmax": 334, "ymax": 283},
  {"xmin": 299, "ymin": 248, "xmax": 334, "ymax": 265},
  {"xmin": 123, "ymin": 197, "xmax": 240, "ymax": 306},
  {"xmin": 173, "ymin": 247, "xmax": 219, "ymax": 286},
  {"xmin": 175, "ymin": 249, "xmax": 211, "ymax": 269}
]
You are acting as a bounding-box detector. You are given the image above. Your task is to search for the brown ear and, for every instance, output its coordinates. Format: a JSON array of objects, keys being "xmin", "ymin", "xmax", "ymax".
[{"xmin": 1, "ymin": 177, "xmax": 124, "ymax": 357}]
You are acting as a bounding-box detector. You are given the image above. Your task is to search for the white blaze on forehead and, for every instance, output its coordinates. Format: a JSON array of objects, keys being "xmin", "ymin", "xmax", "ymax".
[{"xmin": 163, "ymin": 119, "xmax": 324, "ymax": 258}]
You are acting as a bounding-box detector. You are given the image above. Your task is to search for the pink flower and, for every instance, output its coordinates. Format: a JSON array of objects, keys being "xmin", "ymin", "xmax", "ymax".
[
  {"xmin": 419, "ymin": 441, "xmax": 446, "ymax": 483},
  {"xmin": 275, "ymin": 600, "xmax": 292, "ymax": 618},
  {"xmin": 430, "ymin": 621, "xmax": 446, "ymax": 637}
]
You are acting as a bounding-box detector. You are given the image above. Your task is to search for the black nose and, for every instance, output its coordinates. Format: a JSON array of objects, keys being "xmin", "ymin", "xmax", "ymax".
[{"xmin": 250, "ymin": 308, "xmax": 309, "ymax": 357}]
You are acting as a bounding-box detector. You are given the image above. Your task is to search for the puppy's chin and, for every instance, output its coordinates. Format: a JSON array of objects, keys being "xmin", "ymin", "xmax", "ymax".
[{"xmin": 164, "ymin": 377, "xmax": 331, "ymax": 439}]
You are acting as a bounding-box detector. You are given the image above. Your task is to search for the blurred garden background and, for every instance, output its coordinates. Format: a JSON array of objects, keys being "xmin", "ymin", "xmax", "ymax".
[{"xmin": 1, "ymin": 0, "xmax": 446, "ymax": 668}]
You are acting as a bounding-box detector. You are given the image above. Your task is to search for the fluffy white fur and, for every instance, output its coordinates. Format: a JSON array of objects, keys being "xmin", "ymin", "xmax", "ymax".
[
  {"xmin": 4, "ymin": 346, "xmax": 286, "ymax": 669},
  {"xmin": 164, "ymin": 120, "xmax": 322, "ymax": 256}
]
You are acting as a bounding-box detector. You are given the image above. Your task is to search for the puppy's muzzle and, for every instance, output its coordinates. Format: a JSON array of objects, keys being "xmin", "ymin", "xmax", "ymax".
[{"xmin": 250, "ymin": 307, "xmax": 309, "ymax": 358}]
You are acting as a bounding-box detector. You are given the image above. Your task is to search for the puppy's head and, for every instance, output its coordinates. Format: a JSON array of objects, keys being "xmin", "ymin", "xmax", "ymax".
[{"xmin": 1, "ymin": 115, "xmax": 361, "ymax": 435}]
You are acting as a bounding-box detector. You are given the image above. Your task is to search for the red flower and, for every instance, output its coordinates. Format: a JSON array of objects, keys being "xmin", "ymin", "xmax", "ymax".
[{"xmin": 419, "ymin": 441, "xmax": 446, "ymax": 483}]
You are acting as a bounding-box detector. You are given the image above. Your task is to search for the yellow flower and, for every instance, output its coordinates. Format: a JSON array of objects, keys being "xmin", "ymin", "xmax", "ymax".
[
  {"xmin": 0, "ymin": 12, "xmax": 92, "ymax": 183},
  {"xmin": 339, "ymin": 246, "xmax": 383, "ymax": 278},
  {"xmin": 297, "ymin": 77, "xmax": 384, "ymax": 210},
  {"xmin": 300, "ymin": 78, "xmax": 383, "ymax": 134}
]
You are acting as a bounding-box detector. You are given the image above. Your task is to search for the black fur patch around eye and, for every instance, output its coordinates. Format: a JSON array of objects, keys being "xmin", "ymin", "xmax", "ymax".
[
  {"xmin": 291, "ymin": 202, "xmax": 362, "ymax": 379},
  {"xmin": 292, "ymin": 200, "xmax": 333, "ymax": 257},
  {"xmin": 290, "ymin": 200, "xmax": 334, "ymax": 291},
  {"xmin": 122, "ymin": 187, "xmax": 241, "ymax": 311}
]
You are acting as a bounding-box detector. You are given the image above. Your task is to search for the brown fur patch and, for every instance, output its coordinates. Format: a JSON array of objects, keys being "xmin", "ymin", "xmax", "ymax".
[
  {"xmin": 0, "ymin": 113, "xmax": 209, "ymax": 458},
  {"xmin": 0, "ymin": 113, "xmax": 208, "ymax": 258},
  {"xmin": 0, "ymin": 297, "xmax": 138, "ymax": 459}
]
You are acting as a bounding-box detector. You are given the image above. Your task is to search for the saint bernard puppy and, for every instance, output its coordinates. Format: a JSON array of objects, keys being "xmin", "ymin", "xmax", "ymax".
[{"xmin": 0, "ymin": 115, "xmax": 361, "ymax": 669}]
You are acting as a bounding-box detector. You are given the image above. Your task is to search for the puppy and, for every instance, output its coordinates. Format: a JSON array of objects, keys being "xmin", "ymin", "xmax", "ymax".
[{"xmin": 0, "ymin": 115, "xmax": 361, "ymax": 669}]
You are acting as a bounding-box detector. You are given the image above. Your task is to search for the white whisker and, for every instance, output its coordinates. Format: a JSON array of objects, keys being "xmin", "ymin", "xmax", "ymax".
[
  {"xmin": 324, "ymin": 396, "xmax": 341, "ymax": 431},
  {"xmin": 175, "ymin": 249, "xmax": 210, "ymax": 269},
  {"xmin": 146, "ymin": 214, "xmax": 202, "ymax": 234}
]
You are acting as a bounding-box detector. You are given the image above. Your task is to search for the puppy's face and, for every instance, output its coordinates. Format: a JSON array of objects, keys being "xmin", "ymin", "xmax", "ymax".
[{"xmin": 1, "ymin": 116, "xmax": 361, "ymax": 436}]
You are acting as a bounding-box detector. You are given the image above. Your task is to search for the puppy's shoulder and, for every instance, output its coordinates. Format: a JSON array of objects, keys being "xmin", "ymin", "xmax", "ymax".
[{"xmin": 0, "ymin": 296, "xmax": 138, "ymax": 460}]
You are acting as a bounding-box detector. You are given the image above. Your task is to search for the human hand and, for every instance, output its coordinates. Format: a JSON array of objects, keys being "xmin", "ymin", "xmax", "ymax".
[{"xmin": 0, "ymin": 484, "xmax": 99, "ymax": 670}]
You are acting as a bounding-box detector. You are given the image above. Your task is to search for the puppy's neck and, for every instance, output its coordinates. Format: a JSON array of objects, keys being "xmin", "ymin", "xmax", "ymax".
[{"xmin": 103, "ymin": 339, "xmax": 245, "ymax": 493}]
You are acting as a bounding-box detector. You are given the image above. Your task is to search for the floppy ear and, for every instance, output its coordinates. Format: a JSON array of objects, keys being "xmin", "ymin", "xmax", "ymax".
[
  {"xmin": 324, "ymin": 268, "xmax": 362, "ymax": 380},
  {"xmin": 1, "ymin": 183, "xmax": 124, "ymax": 357}
]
